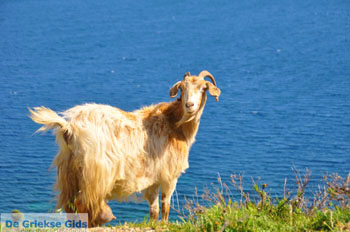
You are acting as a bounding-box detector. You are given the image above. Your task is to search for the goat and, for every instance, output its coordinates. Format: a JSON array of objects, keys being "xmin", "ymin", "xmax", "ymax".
[{"xmin": 29, "ymin": 70, "xmax": 221, "ymax": 226}]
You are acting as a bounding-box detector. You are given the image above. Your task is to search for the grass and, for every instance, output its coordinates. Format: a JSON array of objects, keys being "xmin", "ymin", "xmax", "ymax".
[
  {"xmin": 2, "ymin": 169, "xmax": 349, "ymax": 231},
  {"xmin": 112, "ymin": 169, "xmax": 350, "ymax": 231}
]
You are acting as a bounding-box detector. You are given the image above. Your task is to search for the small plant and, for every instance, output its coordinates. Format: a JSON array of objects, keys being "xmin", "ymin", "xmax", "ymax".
[{"xmin": 169, "ymin": 169, "xmax": 350, "ymax": 231}]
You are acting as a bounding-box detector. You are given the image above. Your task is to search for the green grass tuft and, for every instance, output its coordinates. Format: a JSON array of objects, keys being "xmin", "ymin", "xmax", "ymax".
[{"xmin": 112, "ymin": 169, "xmax": 350, "ymax": 231}]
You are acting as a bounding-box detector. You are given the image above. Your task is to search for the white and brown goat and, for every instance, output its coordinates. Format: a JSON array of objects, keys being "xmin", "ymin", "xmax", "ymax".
[{"xmin": 29, "ymin": 70, "xmax": 221, "ymax": 226}]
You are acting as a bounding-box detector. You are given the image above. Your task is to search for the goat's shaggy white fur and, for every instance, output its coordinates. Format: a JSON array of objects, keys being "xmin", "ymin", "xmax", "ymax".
[{"xmin": 29, "ymin": 71, "xmax": 221, "ymax": 226}]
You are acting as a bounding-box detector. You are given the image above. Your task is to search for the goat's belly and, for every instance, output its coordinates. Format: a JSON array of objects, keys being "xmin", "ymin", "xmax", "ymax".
[{"xmin": 110, "ymin": 176, "xmax": 155, "ymax": 201}]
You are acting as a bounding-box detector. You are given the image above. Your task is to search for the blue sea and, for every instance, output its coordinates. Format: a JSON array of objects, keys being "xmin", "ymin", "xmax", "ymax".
[{"xmin": 1, "ymin": 0, "xmax": 349, "ymax": 223}]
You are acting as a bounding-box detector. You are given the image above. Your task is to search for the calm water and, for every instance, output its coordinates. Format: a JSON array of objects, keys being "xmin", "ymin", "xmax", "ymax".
[{"xmin": 1, "ymin": 0, "xmax": 349, "ymax": 222}]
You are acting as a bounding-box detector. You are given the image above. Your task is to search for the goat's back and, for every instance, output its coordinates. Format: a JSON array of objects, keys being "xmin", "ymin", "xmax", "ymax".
[{"xmin": 61, "ymin": 103, "xmax": 170, "ymax": 199}]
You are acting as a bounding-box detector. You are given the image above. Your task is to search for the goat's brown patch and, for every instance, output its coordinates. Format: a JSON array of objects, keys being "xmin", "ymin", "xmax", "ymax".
[
  {"xmin": 161, "ymin": 101, "xmax": 184, "ymax": 126},
  {"xmin": 161, "ymin": 193, "xmax": 170, "ymax": 221},
  {"xmin": 121, "ymin": 110, "xmax": 137, "ymax": 121}
]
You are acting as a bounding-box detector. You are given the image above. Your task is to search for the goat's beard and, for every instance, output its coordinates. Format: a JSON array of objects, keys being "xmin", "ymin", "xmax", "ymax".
[
  {"xmin": 175, "ymin": 113, "xmax": 196, "ymax": 127},
  {"xmin": 176, "ymin": 106, "xmax": 204, "ymax": 127}
]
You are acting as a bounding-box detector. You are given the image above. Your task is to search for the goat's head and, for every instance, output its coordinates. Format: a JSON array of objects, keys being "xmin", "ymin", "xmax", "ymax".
[{"xmin": 169, "ymin": 70, "xmax": 221, "ymax": 121}]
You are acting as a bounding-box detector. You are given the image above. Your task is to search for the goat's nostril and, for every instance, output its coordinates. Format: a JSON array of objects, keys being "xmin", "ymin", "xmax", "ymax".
[{"xmin": 186, "ymin": 102, "xmax": 194, "ymax": 108}]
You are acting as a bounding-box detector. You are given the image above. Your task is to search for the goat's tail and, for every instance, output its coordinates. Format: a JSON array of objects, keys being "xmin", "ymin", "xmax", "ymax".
[
  {"xmin": 29, "ymin": 107, "xmax": 80, "ymax": 214},
  {"xmin": 29, "ymin": 107, "xmax": 112, "ymax": 222},
  {"xmin": 29, "ymin": 107, "xmax": 67, "ymax": 133}
]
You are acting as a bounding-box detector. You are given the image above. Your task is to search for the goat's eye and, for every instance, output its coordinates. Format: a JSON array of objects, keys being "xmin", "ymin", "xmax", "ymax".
[{"xmin": 200, "ymin": 86, "xmax": 206, "ymax": 92}]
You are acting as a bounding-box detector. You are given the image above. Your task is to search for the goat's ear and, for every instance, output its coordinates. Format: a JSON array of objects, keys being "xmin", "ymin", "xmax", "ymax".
[
  {"xmin": 207, "ymin": 82, "xmax": 221, "ymax": 102},
  {"xmin": 169, "ymin": 81, "xmax": 182, "ymax": 98}
]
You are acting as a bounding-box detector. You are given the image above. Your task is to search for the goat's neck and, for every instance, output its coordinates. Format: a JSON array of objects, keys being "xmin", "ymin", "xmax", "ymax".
[{"xmin": 179, "ymin": 120, "xmax": 200, "ymax": 145}]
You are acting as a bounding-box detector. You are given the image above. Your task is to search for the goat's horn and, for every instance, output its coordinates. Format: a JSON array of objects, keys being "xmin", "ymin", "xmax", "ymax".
[
  {"xmin": 198, "ymin": 70, "xmax": 216, "ymax": 86},
  {"xmin": 183, "ymin": 72, "xmax": 191, "ymax": 79}
]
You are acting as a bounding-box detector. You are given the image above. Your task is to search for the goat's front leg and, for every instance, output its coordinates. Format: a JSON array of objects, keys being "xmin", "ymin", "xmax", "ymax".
[
  {"xmin": 144, "ymin": 184, "xmax": 160, "ymax": 221},
  {"xmin": 160, "ymin": 180, "xmax": 177, "ymax": 221}
]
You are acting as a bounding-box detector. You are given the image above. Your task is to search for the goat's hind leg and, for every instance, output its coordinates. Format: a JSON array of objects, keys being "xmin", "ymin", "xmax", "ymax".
[{"xmin": 144, "ymin": 184, "xmax": 160, "ymax": 221}]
